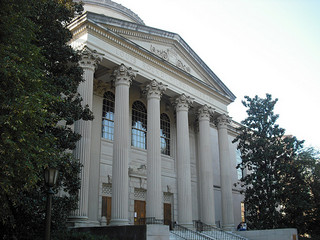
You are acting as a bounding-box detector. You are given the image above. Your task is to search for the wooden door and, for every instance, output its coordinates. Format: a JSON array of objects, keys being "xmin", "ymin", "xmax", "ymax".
[
  {"xmin": 101, "ymin": 196, "xmax": 111, "ymax": 224},
  {"xmin": 134, "ymin": 200, "xmax": 146, "ymax": 225},
  {"xmin": 164, "ymin": 203, "xmax": 172, "ymax": 229}
]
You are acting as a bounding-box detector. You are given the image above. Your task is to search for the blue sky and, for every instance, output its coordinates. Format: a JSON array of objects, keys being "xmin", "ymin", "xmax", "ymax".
[{"xmin": 113, "ymin": 0, "xmax": 320, "ymax": 149}]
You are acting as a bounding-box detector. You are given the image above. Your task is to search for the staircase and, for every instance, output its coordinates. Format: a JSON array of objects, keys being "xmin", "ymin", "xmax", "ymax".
[{"xmin": 170, "ymin": 221, "xmax": 249, "ymax": 240}]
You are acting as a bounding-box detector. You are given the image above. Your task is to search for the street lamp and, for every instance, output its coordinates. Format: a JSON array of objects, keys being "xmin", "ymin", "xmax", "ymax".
[{"xmin": 44, "ymin": 168, "xmax": 59, "ymax": 240}]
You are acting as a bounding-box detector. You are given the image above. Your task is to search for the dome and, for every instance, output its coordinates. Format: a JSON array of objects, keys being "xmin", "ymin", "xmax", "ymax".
[{"xmin": 76, "ymin": 0, "xmax": 145, "ymax": 25}]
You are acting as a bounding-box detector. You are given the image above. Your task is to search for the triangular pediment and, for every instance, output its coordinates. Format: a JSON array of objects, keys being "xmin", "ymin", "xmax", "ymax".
[{"xmin": 83, "ymin": 12, "xmax": 235, "ymax": 101}]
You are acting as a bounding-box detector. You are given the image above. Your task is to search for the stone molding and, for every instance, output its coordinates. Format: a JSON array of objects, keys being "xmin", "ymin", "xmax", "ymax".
[
  {"xmin": 111, "ymin": 63, "xmax": 137, "ymax": 87},
  {"xmin": 143, "ymin": 79, "xmax": 167, "ymax": 99},
  {"xmin": 79, "ymin": 46, "xmax": 103, "ymax": 71},
  {"xmin": 173, "ymin": 93, "xmax": 194, "ymax": 111}
]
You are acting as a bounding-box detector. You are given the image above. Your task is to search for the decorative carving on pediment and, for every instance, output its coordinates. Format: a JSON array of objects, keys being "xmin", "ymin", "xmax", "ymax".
[
  {"xmin": 176, "ymin": 60, "xmax": 191, "ymax": 73},
  {"xmin": 93, "ymin": 79, "xmax": 112, "ymax": 96},
  {"xmin": 150, "ymin": 44, "xmax": 169, "ymax": 60}
]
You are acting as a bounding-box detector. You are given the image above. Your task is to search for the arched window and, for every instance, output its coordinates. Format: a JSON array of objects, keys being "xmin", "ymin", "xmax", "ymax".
[
  {"xmin": 160, "ymin": 113, "xmax": 170, "ymax": 156},
  {"xmin": 102, "ymin": 91, "xmax": 115, "ymax": 140},
  {"xmin": 131, "ymin": 101, "xmax": 147, "ymax": 149}
]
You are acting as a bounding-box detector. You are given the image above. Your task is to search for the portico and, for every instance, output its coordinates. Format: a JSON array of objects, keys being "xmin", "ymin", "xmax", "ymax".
[{"xmin": 68, "ymin": 0, "xmax": 242, "ymax": 232}]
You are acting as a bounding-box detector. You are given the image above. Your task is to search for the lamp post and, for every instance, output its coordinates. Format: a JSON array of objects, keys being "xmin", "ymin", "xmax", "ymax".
[{"xmin": 44, "ymin": 168, "xmax": 59, "ymax": 240}]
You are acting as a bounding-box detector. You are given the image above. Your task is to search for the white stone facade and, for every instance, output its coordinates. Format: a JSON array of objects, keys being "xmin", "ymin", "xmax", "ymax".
[{"xmin": 69, "ymin": 0, "xmax": 244, "ymax": 231}]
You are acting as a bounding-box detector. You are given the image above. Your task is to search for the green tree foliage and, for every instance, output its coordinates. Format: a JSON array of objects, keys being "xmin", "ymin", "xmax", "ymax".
[
  {"xmin": 0, "ymin": 0, "xmax": 91, "ymax": 238},
  {"xmin": 234, "ymin": 94, "xmax": 320, "ymax": 238},
  {"xmin": 233, "ymin": 94, "xmax": 304, "ymax": 229}
]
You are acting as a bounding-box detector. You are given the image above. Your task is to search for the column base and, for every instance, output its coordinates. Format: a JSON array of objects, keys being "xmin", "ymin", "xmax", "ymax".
[
  {"xmin": 109, "ymin": 218, "xmax": 129, "ymax": 226},
  {"xmin": 222, "ymin": 223, "xmax": 235, "ymax": 231},
  {"xmin": 67, "ymin": 216, "xmax": 100, "ymax": 228}
]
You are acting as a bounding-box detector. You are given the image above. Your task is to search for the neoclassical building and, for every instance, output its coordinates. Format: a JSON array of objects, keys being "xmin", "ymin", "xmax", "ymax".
[{"xmin": 69, "ymin": 0, "xmax": 244, "ymax": 231}]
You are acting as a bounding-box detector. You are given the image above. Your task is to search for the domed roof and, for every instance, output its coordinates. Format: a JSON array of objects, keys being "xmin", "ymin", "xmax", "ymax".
[{"xmin": 76, "ymin": 0, "xmax": 145, "ymax": 25}]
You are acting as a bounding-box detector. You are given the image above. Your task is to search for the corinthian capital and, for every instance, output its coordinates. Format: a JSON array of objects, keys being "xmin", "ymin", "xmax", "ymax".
[
  {"xmin": 173, "ymin": 93, "xmax": 194, "ymax": 111},
  {"xmin": 216, "ymin": 114, "xmax": 231, "ymax": 129},
  {"xmin": 198, "ymin": 105, "xmax": 215, "ymax": 121},
  {"xmin": 144, "ymin": 79, "xmax": 167, "ymax": 99},
  {"xmin": 112, "ymin": 64, "xmax": 137, "ymax": 87},
  {"xmin": 79, "ymin": 46, "xmax": 103, "ymax": 71}
]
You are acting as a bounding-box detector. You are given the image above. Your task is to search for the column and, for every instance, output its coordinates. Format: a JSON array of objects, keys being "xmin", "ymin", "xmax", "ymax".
[
  {"xmin": 216, "ymin": 114, "xmax": 234, "ymax": 230},
  {"xmin": 71, "ymin": 46, "xmax": 103, "ymax": 222},
  {"xmin": 174, "ymin": 94, "xmax": 194, "ymax": 226},
  {"xmin": 144, "ymin": 80, "xmax": 167, "ymax": 220},
  {"xmin": 198, "ymin": 105, "xmax": 216, "ymax": 226},
  {"xmin": 110, "ymin": 64, "xmax": 137, "ymax": 226}
]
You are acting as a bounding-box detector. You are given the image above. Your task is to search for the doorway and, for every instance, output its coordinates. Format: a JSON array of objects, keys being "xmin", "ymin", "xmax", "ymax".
[
  {"xmin": 164, "ymin": 203, "xmax": 172, "ymax": 230},
  {"xmin": 134, "ymin": 200, "xmax": 146, "ymax": 225},
  {"xmin": 101, "ymin": 196, "xmax": 111, "ymax": 225}
]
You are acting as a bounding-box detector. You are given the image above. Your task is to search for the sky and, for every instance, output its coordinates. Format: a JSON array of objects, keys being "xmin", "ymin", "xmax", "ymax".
[{"xmin": 112, "ymin": 0, "xmax": 320, "ymax": 149}]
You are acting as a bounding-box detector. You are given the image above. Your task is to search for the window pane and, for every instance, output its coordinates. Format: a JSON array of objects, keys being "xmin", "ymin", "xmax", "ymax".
[
  {"xmin": 132, "ymin": 101, "xmax": 147, "ymax": 149},
  {"xmin": 102, "ymin": 92, "xmax": 115, "ymax": 141},
  {"xmin": 160, "ymin": 113, "xmax": 170, "ymax": 155}
]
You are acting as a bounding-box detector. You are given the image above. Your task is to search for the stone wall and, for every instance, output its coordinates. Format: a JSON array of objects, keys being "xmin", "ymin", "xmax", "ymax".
[{"xmin": 236, "ymin": 228, "xmax": 298, "ymax": 240}]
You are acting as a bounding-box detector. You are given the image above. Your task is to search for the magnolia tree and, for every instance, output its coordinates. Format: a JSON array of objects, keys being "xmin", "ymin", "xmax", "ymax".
[
  {"xmin": 233, "ymin": 94, "xmax": 319, "ymax": 238},
  {"xmin": 0, "ymin": 0, "xmax": 92, "ymax": 238}
]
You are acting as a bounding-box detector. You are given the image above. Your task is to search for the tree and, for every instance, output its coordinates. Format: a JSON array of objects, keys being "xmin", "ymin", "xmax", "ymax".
[
  {"xmin": 233, "ymin": 94, "xmax": 304, "ymax": 229},
  {"xmin": 0, "ymin": 0, "xmax": 91, "ymax": 238},
  {"xmin": 300, "ymin": 148, "xmax": 320, "ymax": 239}
]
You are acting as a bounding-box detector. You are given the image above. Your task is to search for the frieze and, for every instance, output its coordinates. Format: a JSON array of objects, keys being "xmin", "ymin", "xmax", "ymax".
[{"xmin": 150, "ymin": 44, "xmax": 169, "ymax": 60}]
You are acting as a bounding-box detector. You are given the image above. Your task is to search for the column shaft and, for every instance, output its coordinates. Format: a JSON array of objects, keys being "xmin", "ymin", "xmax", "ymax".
[
  {"xmin": 71, "ymin": 47, "xmax": 102, "ymax": 222},
  {"xmin": 217, "ymin": 114, "xmax": 234, "ymax": 230},
  {"xmin": 145, "ymin": 80, "xmax": 167, "ymax": 220},
  {"xmin": 174, "ymin": 94, "xmax": 193, "ymax": 225},
  {"xmin": 110, "ymin": 64, "xmax": 136, "ymax": 225},
  {"xmin": 198, "ymin": 106, "xmax": 215, "ymax": 225},
  {"xmin": 73, "ymin": 68, "xmax": 93, "ymax": 219}
]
